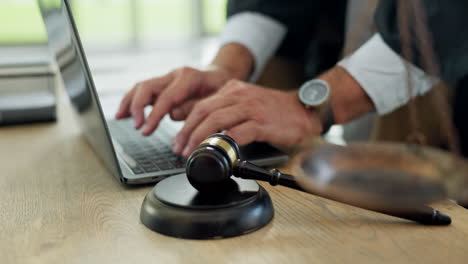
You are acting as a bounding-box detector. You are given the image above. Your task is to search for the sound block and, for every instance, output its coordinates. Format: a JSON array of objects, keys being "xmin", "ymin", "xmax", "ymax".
[{"xmin": 140, "ymin": 173, "xmax": 274, "ymax": 239}]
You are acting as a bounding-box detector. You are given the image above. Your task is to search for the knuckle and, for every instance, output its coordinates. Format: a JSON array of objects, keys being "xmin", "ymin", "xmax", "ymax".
[
  {"xmin": 193, "ymin": 102, "xmax": 209, "ymax": 117},
  {"xmin": 244, "ymin": 97, "xmax": 261, "ymax": 107},
  {"xmin": 129, "ymin": 99, "xmax": 141, "ymax": 110},
  {"xmin": 171, "ymin": 94, "xmax": 184, "ymax": 106},
  {"xmin": 157, "ymin": 92, "xmax": 176, "ymax": 108},
  {"xmin": 129, "ymin": 105, "xmax": 140, "ymax": 115},
  {"xmin": 136, "ymin": 80, "xmax": 148, "ymax": 89},
  {"xmin": 120, "ymin": 93, "xmax": 132, "ymax": 105},
  {"xmin": 196, "ymin": 108, "xmax": 208, "ymax": 119},
  {"xmin": 252, "ymin": 110, "xmax": 267, "ymax": 125},
  {"xmin": 207, "ymin": 112, "xmax": 225, "ymax": 128},
  {"xmin": 232, "ymin": 84, "xmax": 249, "ymax": 95},
  {"xmin": 178, "ymin": 66, "xmax": 196, "ymax": 76},
  {"xmin": 223, "ymin": 79, "xmax": 246, "ymax": 93},
  {"xmin": 172, "ymin": 89, "xmax": 192, "ymax": 105},
  {"xmin": 133, "ymin": 85, "xmax": 147, "ymax": 96},
  {"xmin": 132, "ymin": 81, "xmax": 142, "ymax": 90},
  {"xmin": 225, "ymin": 79, "xmax": 241, "ymax": 86},
  {"xmin": 131, "ymin": 103, "xmax": 149, "ymax": 115}
]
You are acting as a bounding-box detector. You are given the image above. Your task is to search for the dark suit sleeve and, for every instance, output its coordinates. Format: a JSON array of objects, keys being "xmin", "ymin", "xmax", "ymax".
[
  {"xmin": 375, "ymin": 0, "xmax": 468, "ymax": 83},
  {"xmin": 227, "ymin": 0, "xmax": 318, "ymax": 61},
  {"xmin": 227, "ymin": 0, "xmax": 348, "ymax": 77}
]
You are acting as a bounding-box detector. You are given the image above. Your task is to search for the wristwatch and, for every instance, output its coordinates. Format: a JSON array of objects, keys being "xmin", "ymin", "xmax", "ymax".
[{"xmin": 298, "ymin": 79, "xmax": 335, "ymax": 134}]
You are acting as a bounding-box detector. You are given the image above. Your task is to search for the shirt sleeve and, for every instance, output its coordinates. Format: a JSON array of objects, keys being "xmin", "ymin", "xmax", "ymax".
[
  {"xmin": 219, "ymin": 12, "xmax": 287, "ymax": 82},
  {"xmin": 338, "ymin": 33, "xmax": 439, "ymax": 115}
]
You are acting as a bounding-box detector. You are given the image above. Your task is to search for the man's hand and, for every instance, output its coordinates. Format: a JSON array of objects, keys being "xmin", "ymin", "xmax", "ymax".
[
  {"xmin": 173, "ymin": 80, "xmax": 323, "ymax": 157},
  {"xmin": 115, "ymin": 66, "xmax": 231, "ymax": 135},
  {"xmin": 115, "ymin": 43, "xmax": 255, "ymax": 136}
]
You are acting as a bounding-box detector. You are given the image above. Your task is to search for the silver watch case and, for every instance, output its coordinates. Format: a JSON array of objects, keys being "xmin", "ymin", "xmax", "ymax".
[{"xmin": 298, "ymin": 79, "xmax": 330, "ymax": 107}]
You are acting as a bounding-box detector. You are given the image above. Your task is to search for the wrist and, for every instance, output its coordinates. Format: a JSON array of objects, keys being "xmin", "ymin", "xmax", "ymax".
[
  {"xmin": 210, "ymin": 43, "xmax": 254, "ymax": 81},
  {"xmin": 318, "ymin": 66, "xmax": 374, "ymax": 124},
  {"xmin": 297, "ymin": 79, "xmax": 335, "ymax": 135},
  {"xmin": 289, "ymin": 91, "xmax": 325, "ymax": 135}
]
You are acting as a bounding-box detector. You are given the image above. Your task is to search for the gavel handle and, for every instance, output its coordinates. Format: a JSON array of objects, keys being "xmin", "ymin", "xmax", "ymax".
[
  {"xmin": 234, "ymin": 161, "xmax": 451, "ymax": 225},
  {"xmin": 234, "ymin": 161, "xmax": 305, "ymax": 191}
]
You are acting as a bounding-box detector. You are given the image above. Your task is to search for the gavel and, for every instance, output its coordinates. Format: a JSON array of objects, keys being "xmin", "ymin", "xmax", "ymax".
[
  {"xmin": 185, "ymin": 133, "xmax": 451, "ymax": 225},
  {"xmin": 186, "ymin": 133, "xmax": 301, "ymax": 192}
]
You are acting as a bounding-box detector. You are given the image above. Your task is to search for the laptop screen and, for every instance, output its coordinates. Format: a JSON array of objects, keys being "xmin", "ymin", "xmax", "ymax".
[{"xmin": 38, "ymin": 0, "xmax": 123, "ymax": 180}]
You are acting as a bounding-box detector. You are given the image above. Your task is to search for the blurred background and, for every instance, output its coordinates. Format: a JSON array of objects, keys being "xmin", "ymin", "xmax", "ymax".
[
  {"xmin": 0, "ymin": 0, "xmax": 226, "ymax": 47},
  {"xmin": 0, "ymin": 0, "xmax": 376, "ymax": 142},
  {"xmin": 0, "ymin": 0, "xmax": 227, "ymax": 97}
]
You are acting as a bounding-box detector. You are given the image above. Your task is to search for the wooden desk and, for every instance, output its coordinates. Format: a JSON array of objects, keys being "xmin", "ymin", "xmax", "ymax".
[{"xmin": 1, "ymin": 99, "xmax": 467, "ymax": 264}]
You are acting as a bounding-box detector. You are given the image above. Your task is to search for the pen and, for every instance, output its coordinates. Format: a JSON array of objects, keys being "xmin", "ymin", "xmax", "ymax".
[{"xmin": 376, "ymin": 206, "xmax": 451, "ymax": 225}]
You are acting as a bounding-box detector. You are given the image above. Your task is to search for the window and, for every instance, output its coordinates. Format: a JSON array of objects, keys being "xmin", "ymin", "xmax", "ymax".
[
  {"xmin": 0, "ymin": 0, "xmax": 47, "ymax": 45},
  {"xmin": 0, "ymin": 0, "xmax": 227, "ymax": 48}
]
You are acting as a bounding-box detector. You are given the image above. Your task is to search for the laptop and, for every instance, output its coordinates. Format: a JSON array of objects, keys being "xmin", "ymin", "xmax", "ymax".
[{"xmin": 37, "ymin": 0, "xmax": 289, "ymax": 184}]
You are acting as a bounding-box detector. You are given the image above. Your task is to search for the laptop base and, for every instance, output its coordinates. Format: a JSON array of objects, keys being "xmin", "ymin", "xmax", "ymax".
[{"xmin": 140, "ymin": 173, "xmax": 274, "ymax": 239}]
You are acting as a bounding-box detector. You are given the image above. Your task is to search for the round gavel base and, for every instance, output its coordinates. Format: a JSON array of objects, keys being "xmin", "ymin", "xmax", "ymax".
[{"xmin": 140, "ymin": 173, "xmax": 274, "ymax": 239}]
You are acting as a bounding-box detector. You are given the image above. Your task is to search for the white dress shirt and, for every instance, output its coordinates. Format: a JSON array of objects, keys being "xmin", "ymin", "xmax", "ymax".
[
  {"xmin": 219, "ymin": 12, "xmax": 287, "ymax": 82},
  {"xmin": 219, "ymin": 12, "xmax": 439, "ymax": 115}
]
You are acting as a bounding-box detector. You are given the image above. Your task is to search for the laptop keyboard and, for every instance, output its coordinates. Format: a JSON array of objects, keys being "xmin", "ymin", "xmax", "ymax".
[{"xmin": 107, "ymin": 119, "xmax": 186, "ymax": 175}]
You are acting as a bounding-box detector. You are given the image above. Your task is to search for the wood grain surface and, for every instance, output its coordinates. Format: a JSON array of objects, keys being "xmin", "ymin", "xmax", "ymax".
[{"xmin": 1, "ymin": 95, "xmax": 467, "ymax": 264}]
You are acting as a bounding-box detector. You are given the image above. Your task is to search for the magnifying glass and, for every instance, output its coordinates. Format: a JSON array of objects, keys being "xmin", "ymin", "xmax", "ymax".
[{"xmin": 293, "ymin": 142, "xmax": 468, "ymax": 210}]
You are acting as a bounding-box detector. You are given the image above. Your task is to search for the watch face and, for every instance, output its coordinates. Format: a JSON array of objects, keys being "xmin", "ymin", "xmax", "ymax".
[{"xmin": 299, "ymin": 80, "xmax": 330, "ymax": 107}]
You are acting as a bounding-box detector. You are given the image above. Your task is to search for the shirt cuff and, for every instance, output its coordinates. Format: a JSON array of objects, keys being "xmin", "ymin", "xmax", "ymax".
[
  {"xmin": 219, "ymin": 12, "xmax": 287, "ymax": 82},
  {"xmin": 338, "ymin": 34, "xmax": 439, "ymax": 115}
]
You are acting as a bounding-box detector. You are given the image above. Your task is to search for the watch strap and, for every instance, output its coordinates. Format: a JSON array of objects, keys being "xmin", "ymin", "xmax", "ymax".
[{"xmin": 317, "ymin": 103, "xmax": 335, "ymax": 135}]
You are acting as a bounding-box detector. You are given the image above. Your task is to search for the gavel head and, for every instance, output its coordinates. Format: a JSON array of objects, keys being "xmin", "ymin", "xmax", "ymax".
[{"xmin": 186, "ymin": 133, "xmax": 240, "ymax": 192}]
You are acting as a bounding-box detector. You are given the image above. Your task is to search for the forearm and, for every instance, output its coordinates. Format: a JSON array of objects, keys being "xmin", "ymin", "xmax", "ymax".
[
  {"xmin": 322, "ymin": 33, "xmax": 438, "ymax": 125},
  {"xmin": 210, "ymin": 43, "xmax": 254, "ymax": 81},
  {"xmin": 217, "ymin": 12, "xmax": 287, "ymax": 82}
]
